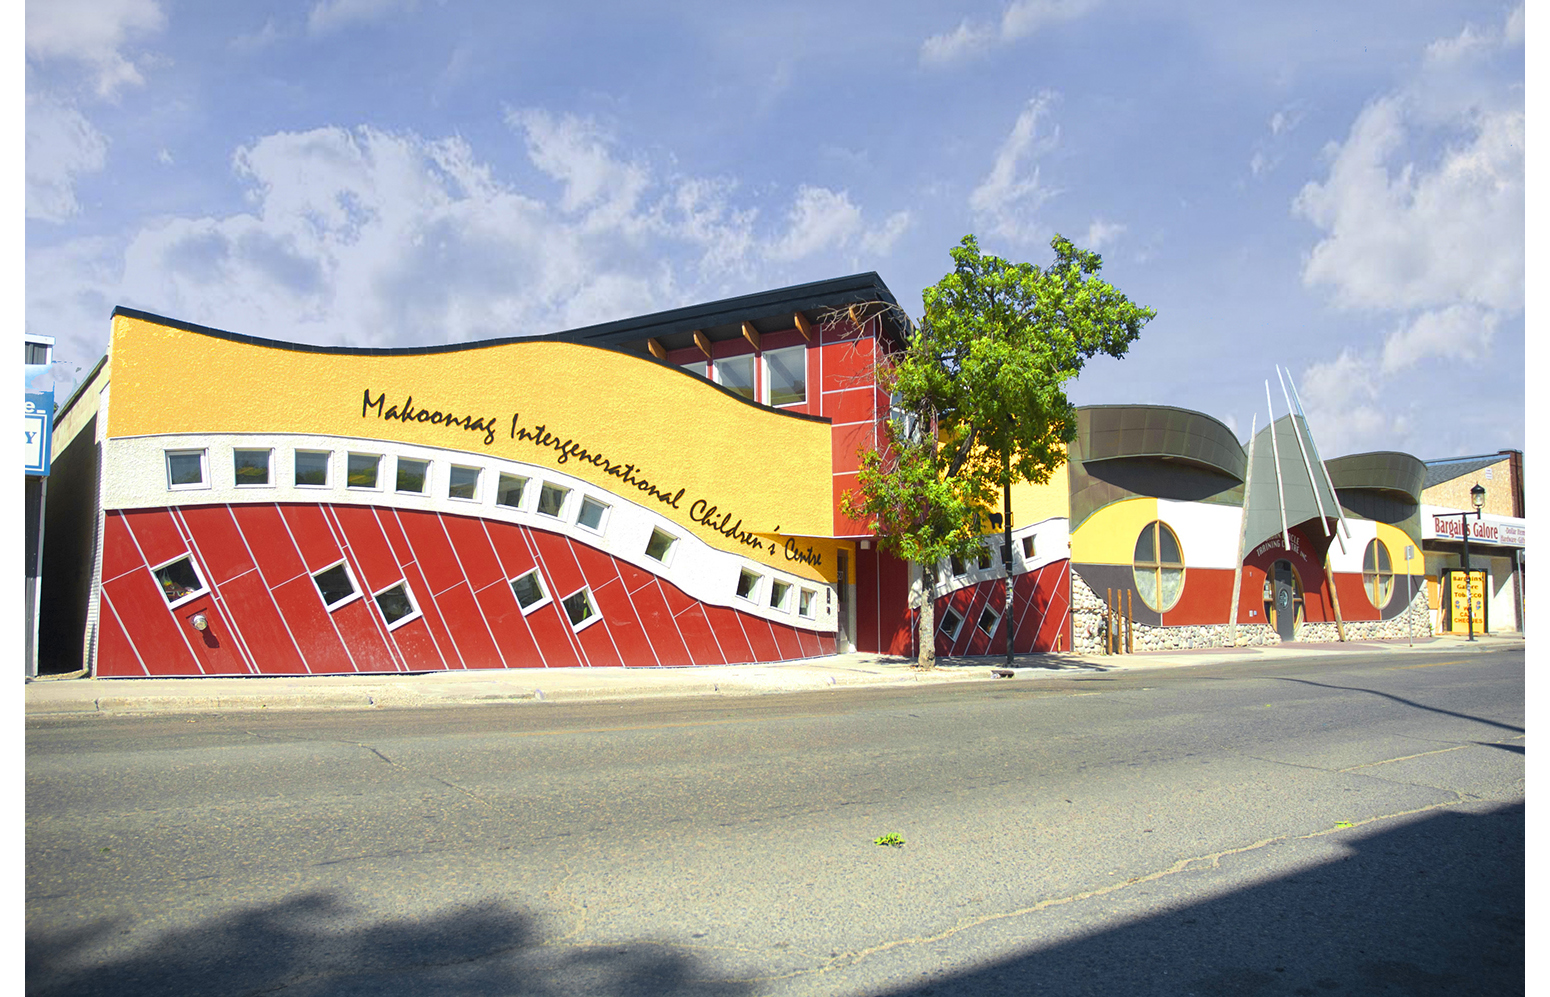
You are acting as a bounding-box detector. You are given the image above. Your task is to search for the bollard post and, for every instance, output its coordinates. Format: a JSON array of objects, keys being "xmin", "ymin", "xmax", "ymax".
[{"xmin": 1127, "ymin": 589, "xmax": 1134, "ymax": 653}]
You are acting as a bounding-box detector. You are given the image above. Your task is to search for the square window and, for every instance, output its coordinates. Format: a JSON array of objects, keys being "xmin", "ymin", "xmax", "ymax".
[
  {"xmin": 736, "ymin": 568, "xmax": 761, "ymax": 602},
  {"xmin": 448, "ymin": 465, "xmax": 480, "ymax": 501},
  {"xmin": 233, "ymin": 448, "xmax": 271, "ymax": 487},
  {"xmin": 537, "ymin": 482, "xmax": 570, "ymax": 518},
  {"xmin": 396, "ymin": 458, "xmax": 429, "ymax": 494},
  {"xmin": 511, "ymin": 569, "xmax": 550, "ymax": 613},
  {"xmin": 765, "ymin": 346, "xmax": 806, "ymax": 406},
  {"xmin": 313, "ymin": 562, "xmax": 359, "ymax": 610},
  {"xmin": 645, "ymin": 527, "xmax": 677, "ymax": 564},
  {"xmin": 495, "ymin": 473, "xmax": 528, "ymax": 509},
  {"xmin": 798, "ymin": 588, "xmax": 817, "ymax": 619},
  {"xmin": 295, "ymin": 450, "xmax": 331, "ymax": 487},
  {"xmin": 1022, "ymin": 535, "xmax": 1036, "ymax": 560},
  {"xmin": 346, "ymin": 453, "xmax": 381, "ymax": 489},
  {"xmin": 577, "ymin": 496, "xmax": 610, "ymax": 532},
  {"xmin": 374, "ymin": 581, "xmax": 420, "ymax": 629},
  {"xmin": 715, "ymin": 355, "xmax": 757, "ymax": 401},
  {"xmin": 165, "ymin": 450, "xmax": 207, "ymax": 489},
  {"xmin": 152, "ymin": 555, "xmax": 208, "ymax": 608},
  {"xmin": 977, "ymin": 607, "xmax": 1001, "ymax": 636},
  {"xmin": 769, "ymin": 579, "xmax": 792, "ymax": 611},
  {"xmin": 562, "ymin": 587, "xmax": 599, "ymax": 629},
  {"xmin": 940, "ymin": 607, "xmax": 964, "ymax": 640},
  {"xmin": 977, "ymin": 551, "xmax": 992, "ymax": 570},
  {"xmin": 950, "ymin": 555, "xmax": 966, "ymax": 576}
]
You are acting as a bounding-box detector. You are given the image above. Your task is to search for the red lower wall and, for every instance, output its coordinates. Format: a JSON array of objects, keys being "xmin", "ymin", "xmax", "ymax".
[{"xmin": 96, "ymin": 503, "xmax": 836, "ymax": 677}]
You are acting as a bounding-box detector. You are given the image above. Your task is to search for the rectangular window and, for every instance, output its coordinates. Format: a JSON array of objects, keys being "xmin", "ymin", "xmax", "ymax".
[
  {"xmin": 950, "ymin": 555, "xmax": 966, "ymax": 577},
  {"xmin": 295, "ymin": 450, "xmax": 331, "ymax": 487},
  {"xmin": 977, "ymin": 607, "xmax": 1001, "ymax": 637},
  {"xmin": 735, "ymin": 568, "xmax": 761, "ymax": 602},
  {"xmin": 374, "ymin": 581, "xmax": 420, "ymax": 629},
  {"xmin": 511, "ymin": 569, "xmax": 550, "ymax": 613},
  {"xmin": 346, "ymin": 453, "xmax": 381, "ymax": 489},
  {"xmin": 233, "ymin": 448, "xmax": 271, "ymax": 487},
  {"xmin": 798, "ymin": 588, "xmax": 816, "ymax": 619},
  {"xmin": 577, "ymin": 496, "xmax": 610, "ymax": 532},
  {"xmin": 645, "ymin": 527, "xmax": 677, "ymax": 564},
  {"xmin": 25, "ymin": 342, "xmax": 49, "ymax": 365},
  {"xmin": 396, "ymin": 458, "xmax": 429, "ymax": 494},
  {"xmin": 940, "ymin": 607, "xmax": 964, "ymax": 640},
  {"xmin": 977, "ymin": 551, "xmax": 992, "ymax": 570},
  {"xmin": 562, "ymin": 587, "xmax": 599, "ymax": 630},
  {"xmin": 681, "ymin": 360, "xmax": 707, "ymax": 378},
  {"xmin": 536, "ymin": 482, "xmax": 570, "ymax": 518},
  {"xmin": 495, "ymin": 474, "xmax": 528, "ymax": 509},
  {"xmin": 152, "ymin": 554, "xmax": 208, "ymax": 609},
  {"xmin": 715, "ymin": 355, "xmax": 757, "ymax": 401},
  {"xmin": 1022, "ymin": 535, "xmax": 1036, "ymax": 560},
  {"xmin": 313, "ymin": 561, "xmax": 360, "ymax": 610},
  {"xmin": 769, "ymin": 579, "xmax": 792, "ymax": 611},
  {"xmin": 165, "ymin": 450, "xmax": 207, "ymax": 490},
  {"xmin": 448, "ymin": 465, "xmax": 480, "ymax": 501},
  {"xmin": 765, "ymin": 346, "xmax": 806, "ymax": 406}
]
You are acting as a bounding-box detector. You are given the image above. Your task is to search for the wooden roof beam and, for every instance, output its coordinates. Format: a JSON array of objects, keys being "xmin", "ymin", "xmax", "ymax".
[
  {"xmin": 646, "ymin": 337, "xmax": 667, "ymax": 360},
  {"xmin": 741, "ymin": 321, "xmax": 761, "ymax": 352},
  {"xmin": 793, "ymin": 311, "xmax": 815, "ymax": 341},
  {"xmin": 692, "ymin": 330, "xmax": 712, "ymax": 358}
]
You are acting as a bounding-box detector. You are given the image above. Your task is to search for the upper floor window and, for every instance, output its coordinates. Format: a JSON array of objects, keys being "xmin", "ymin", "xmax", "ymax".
[
  {"xmin": 295, "ymin": 450, "xmax": 331, "ymax": 487},
  {"xmin": 233, "ymin": 449, "xmax": 271, "ymax": 487},
  {"xmin": 166, "ymin": 449, "xmax": 208, "ymax": 490},
  {"xmin": 715, "ymin": 355, "xmax": 757, "ymax": 401},
  {"xmin": 448, "ymin": 465, "xmax": 481, "ymax": 501},
  {"xmin": 764, "ymin": 346, "xmax": 806, "ymax": 406},
  {"xmin": 396, "ymin": 458, "xmax": 429, "ymax": 495},
  {"xmin": 346, "ymin": 453, "xmax": 381, "ymax": 490}
]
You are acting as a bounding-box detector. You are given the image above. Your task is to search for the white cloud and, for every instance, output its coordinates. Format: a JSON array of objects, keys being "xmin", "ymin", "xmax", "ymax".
[
  {"xmin": 1379, "ymin": 304, "xmax": 1499, "ymax": 374},
  {"xmin": 970, "ymin": 93, "xmax": 1061, "ymax": 243},
  {"xmin": 26, "ymin": 0, "xmax": 164, "ymax": 98},
  {"xmin": 1082, "ymin": 218, "xmax": 1124, "ymax": 250},
  {"xmin": 308, "ymin": 0, "xmax": 415, "ymax": 36},
  {"xmin": 26, "ymin": 94, "xmax": 109, "ymax": 221},
  {"xmin": 922, "ymin": 0, "xmax": 1098, "ymax": 66},
  {"xmin": 27, "ymin": 116, "xmax": 910, "ymax": 366},
  {"xmin": 1292, "ymin": 350, "xmax": 1394, "ymax": 457}
]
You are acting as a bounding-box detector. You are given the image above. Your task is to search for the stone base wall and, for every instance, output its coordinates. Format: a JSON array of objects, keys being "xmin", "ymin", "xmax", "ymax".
[{"xmin": 1072, "ymin": 571, "xmax": 1433, "ymax": 653}]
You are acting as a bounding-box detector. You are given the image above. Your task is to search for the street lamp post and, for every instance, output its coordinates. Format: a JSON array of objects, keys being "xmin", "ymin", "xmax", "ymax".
[{"xmin": 1444, "ymin": 483, "xmax": 1488, "ymax": 642}]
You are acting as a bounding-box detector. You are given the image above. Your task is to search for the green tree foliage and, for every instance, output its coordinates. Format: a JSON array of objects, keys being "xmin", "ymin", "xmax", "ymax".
[{"xmin": 843, "ymin": 234, "xmax": 1154, "ymax": 669}]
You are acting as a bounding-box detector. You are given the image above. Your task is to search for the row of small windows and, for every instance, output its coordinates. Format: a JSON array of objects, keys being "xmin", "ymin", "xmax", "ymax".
[
  {"xmin": 681, "ymin": 344, "xmax": 806, "ymax": 408},
  {"xmin": 943, "ymin": 536, "xmax": 1037, "ymax": 578},
  {"xmin": 736, "ymin": 567, "xmax": 820, "ymax": 620},
  {"xmin": 939, "ymin": 605, "xmax": 1002, "ymax": 642},
  {"xmin": 163, "ymin": 446, "xmax": 817, "ymax": 619}
]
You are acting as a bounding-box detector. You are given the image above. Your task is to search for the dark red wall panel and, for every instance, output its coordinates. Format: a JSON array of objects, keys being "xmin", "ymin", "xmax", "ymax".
[
  {"xmin": 440, "ymin": 513, "xmax": 507, "ymax": 593},
  {"xmin": 395, "ymin": 509, "xmax": 464, "ymax": 595},
  {"xmin": 523, "ymin": 606, "xmax": 583, "ymax": 669},
  {"xmin": 592, "ymin": 578, "xmax": 657, "ymax": 667},
  {"xmin": 215, "ymin": 568, "xmax": 308, "ymax": 674},
  {"xmin": 121, "ymin": 507, "xmax": 187, "ymax": 569},
  {"xmin": 269, "ymin": 574, "xmax": 355, "ymax": 673},
  {"xmin": 527, "ymin": 530, "xmax": 585, "ymax": 598},
  {"xmin": 473, "ymin": 580, "xmax": 546, "ymax": 669},
  {"xmin": 669, "ymin": 603, "xmax": 725, "ymax": 665},
  {"xmin": 703, "ymin": 605, "xmax": 754, "ymax": 664},
  {"xmin": 742, "ymin": 614, "xmax": 781, "ymax": 661},
  {"xmin": 95, "ymin": 599, "xmax": 146, "ymax": 677},
  {"xmin": 630, "ymin": 583, "xmax": 693, "ymax": 665},
  {"xmin": 278, "ymin": 503, "xmax": 343, "ymax": 573},
  {"xmin": 331, "ymin": 505, "xmax": 403, "ymax": 594},
  {"xmin": 102, "ymin": 569, "xmax": 200, "ymax": 676},
  {"xmin": 178, "ymin": 506, "xmax": 254, "ymax": 585},
  {"xmin": 330, "ymin": 598, "xmax": 399, "ymax": 672},
  {"xmin": 231, "ymin": 504, "xmax": 307, "ymax": 585},
  {"xmin": 483, "ymin": 520, "xmax": 537, "ymax": 578},
  {"xmin": 430, "ymin": 581, "xmax": 505, "ymax": 668},
  {"xmin": 389, "ymin": 617, "xmax": 442, "ymax": 670}
]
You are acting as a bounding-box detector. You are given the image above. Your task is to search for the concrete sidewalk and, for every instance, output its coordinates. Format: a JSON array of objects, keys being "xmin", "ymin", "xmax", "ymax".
[{"xmin": 24, "ymin": 632, "xmax": 1522, "ymax": 717}]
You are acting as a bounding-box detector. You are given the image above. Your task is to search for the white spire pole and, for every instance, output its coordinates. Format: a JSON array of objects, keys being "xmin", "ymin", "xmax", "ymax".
[
  {"xmin": 1279, "ymin": 366, "xmax": 1332, "ymax": 541},
  {"xmin": 1285, "ymin": 368, "xmax": 1352, "ymax": 543},
  {"xmin": 1267, "ymin": 380, "xmax": 1289, "ymax": 550}
]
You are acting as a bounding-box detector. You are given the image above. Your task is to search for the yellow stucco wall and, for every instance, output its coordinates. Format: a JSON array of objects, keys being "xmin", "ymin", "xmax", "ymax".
[
  {"xmin": 106, "ymin": 312, "xmax": 843, "ymax": 581},
  {"xmin": 1069, "ymin": 496, "xmax": 1159, "ymax": 565},
  {"xmin": 1375, "ymin": 522, "xmax": 1425, "ymax": 576},
  {"xmin": 1008, "ymin": 463, "xmax": 1069, "ymax": 530}
]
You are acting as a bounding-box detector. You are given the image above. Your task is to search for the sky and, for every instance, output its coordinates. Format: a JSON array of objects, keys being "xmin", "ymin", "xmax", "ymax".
[{"xmin": 23, "ymin": 0, "xmax": 1528, "ymax": 461}]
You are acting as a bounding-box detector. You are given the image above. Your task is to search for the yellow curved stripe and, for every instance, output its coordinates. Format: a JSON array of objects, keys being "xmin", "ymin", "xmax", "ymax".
[
  {"xmin": 1376, "ymin": 522, "xmax": 1424, "ymax": 576},
  {"xmin": 1069, "ymin": 496, "xmax": 1160, "ymax": 565},
  {"xmin": 107, "ymin": 312, "xmax": 841, "ymax": 581}
]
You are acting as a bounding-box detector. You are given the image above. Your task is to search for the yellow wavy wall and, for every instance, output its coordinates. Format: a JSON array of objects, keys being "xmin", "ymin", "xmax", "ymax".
[
  {"xmin": 107, "ymin": 313, "xmax": 842, "ymax": 582},
  {"xmin": 1068, "ymin": 496, "xmax": 1159, "ymax": 564}
]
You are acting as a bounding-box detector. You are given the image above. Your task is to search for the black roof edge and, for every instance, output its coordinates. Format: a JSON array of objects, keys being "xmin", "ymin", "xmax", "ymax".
[{"xmin": 108, "ymin": 306, "xmax": 833, "ymax": 426}]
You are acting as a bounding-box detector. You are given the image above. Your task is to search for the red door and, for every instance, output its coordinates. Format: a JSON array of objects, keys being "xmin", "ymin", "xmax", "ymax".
[{"xmin": 175, "ymin": 596, "xmax": 251, "ymax": 675}]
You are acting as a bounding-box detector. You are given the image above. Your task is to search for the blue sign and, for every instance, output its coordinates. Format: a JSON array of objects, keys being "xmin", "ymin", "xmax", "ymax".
[{"xmin": 25, "ymin": 391, "xmax": 53, "ymax": 476}]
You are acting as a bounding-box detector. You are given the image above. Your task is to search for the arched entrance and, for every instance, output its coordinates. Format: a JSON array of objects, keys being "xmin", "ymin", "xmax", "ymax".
[{"xmin": 1270, "ymin": 559, "xmax": 1303, "ymax": 641}]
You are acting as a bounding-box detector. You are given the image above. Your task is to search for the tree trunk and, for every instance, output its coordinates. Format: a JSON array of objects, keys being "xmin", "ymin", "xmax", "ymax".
[{"xmin": 917, "ymin": 568, "xmax": 936, "ymax": 671}]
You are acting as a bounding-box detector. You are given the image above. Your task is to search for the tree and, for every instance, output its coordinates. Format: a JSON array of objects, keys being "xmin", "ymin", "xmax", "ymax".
[{"xmin": 843, "ymin": 234, "xmax": 1155, "ymax": 669}]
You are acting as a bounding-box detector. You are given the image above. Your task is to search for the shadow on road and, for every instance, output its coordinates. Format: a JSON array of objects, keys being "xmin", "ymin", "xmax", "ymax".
[
  {"xmin": 872, "ymin": 802, "xmax": 1524, "ymax": 997},
  {"xmin": 1273, "ymin": 677, "xmax": 1525, "ymax": 733},
  {"xmin": 27, "ymin": 892, "xmax": 752, "ymax": 997}
]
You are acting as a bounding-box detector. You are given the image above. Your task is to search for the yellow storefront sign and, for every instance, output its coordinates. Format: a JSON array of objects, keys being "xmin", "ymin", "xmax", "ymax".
[{"xmin": 1448, "ymin": 570, "xmax": 1486, "ymax": 633}]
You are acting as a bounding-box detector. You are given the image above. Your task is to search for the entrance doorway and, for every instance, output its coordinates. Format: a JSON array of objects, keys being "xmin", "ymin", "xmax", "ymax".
[
  {"xmin": 836, "ymin": 551, "xmax": 851, "ymax": 652},
  {"xmin": 1272, "ymin": 560, "xmax": 1301, "ymax": 641}
]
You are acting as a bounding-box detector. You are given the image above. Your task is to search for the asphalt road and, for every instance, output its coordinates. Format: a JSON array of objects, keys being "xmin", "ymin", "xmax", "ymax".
[{"xmin": 27, "ymin": 648, "xmax": 1525, "ymax": 996}]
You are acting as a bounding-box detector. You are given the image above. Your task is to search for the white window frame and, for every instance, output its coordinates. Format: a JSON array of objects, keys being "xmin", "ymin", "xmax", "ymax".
[
  {"xmin": 735, "ymin": 568, "xmax": 763, "ymax": 604},
  {"xmin": 373, "ymin": 580, "xmax": 422, "ymax": 630},
  {"xmin": 294, "ymin": 449, "xmax": 332, "ymax": 488},
  {"xmin": 345, "ymin": 452, "xmax": 383, "ymax": 491},
  {"xmin": 151, "ymin": 553, "xmax": 210, "ymax": 610},
  {"xmin": 536, "ymin": 481, "xmax": 571, "ymax": 520},
  {"xmin": 798, "ymin": 588, "xmax": 817, "ymax": 620},
  {"xmin": 495, "ymin": 473, "xmax": 529, "ymax": 511},
  {"xmin": 762, "ymin": 344, "xmax": 807, "ymax": 408},
  {"xmin": 976, "ymin": 606, "xmax": 1002, "ymax": 637},
  {"xmin": 447, "ymin": 464, "xmax": 482, "ymax": 503},
  {"xmin": 576, "ymin": 495, "xmax": 611, "ymax": 534},
  {"xmin": 232, "ymin": 447, "xmax": 273, "ymax": 489},
  {"xmin": 312, "ymin": 559, "xmax": 362, "ymax": 611},
  {"xmin": 713, "ymin": 353, "xmax": 759, "ymax": 403},
  {"xmin": 644, "ymin": 527, "xmax": 679, "ymax": 566},
  {"xmin": 165, "ymin": 449, "xmax": 210, "ymax": 491},
  {"xmin": 1022, "ymin": 535, "xmax": 1036, "ymax": 560},
  {"xmin": 769, "ymin": 579, "xmax": 792, "ymax": 612},
  {"xmin": 561, "ymin": 586, "xmax": 602, "ymax": 632},
  {"xmin": 396, "ymin": 456, "xmax": 431, "ymax": 495},
  {"xmin": 940, "ymin": 606, "xmax": 964, "ymax": 641},
  {"xmin": 510, "ymin": 568, "xmax": 551, "ymax": 615}
]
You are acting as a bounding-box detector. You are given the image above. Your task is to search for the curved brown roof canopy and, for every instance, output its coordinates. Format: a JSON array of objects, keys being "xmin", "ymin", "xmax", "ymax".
[
  {"xmin": 1076, "ymin": 405, "xmax": 1247, "ymax": 482},
  {"xmin": 1325, "ymin": 451, "xmax": 1426, "ymax": 503}
]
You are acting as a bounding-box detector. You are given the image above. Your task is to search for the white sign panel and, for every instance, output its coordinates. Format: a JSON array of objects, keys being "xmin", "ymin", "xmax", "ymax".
[{"xmin": 1421, "ymin": 505, "xmax": 1526, "ymax": 549}]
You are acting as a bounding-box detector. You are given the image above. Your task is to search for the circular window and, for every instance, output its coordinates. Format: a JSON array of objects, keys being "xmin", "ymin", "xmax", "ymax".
[
  {"xmin": 1133, "ymin": 521, "xmax": 1185, "ymax": 612},
  {"xmin": 1363, "ymin": 539, "xmax": 1394, "ymax": 609}
]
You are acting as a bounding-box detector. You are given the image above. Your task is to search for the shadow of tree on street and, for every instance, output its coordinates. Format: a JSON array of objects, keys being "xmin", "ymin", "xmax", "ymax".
[
  {"xmin": 870, "ymin": 802, "xmax": 1523, "ymax": 997},
  {"xmin": 28, "ymin": 892, "xmax": 752, "ymax": 997}
]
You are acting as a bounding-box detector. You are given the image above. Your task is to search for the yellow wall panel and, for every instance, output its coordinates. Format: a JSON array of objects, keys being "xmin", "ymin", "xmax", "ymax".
[{"xmin": 1070, "ymin": 496, "xmax": 1159, "ymax": 565}]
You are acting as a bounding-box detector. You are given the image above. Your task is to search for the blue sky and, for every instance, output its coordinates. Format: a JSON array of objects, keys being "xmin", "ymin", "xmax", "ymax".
[{"xmin": 25, "ymin": 0, "xmax": 1526, "ymax": 460}]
